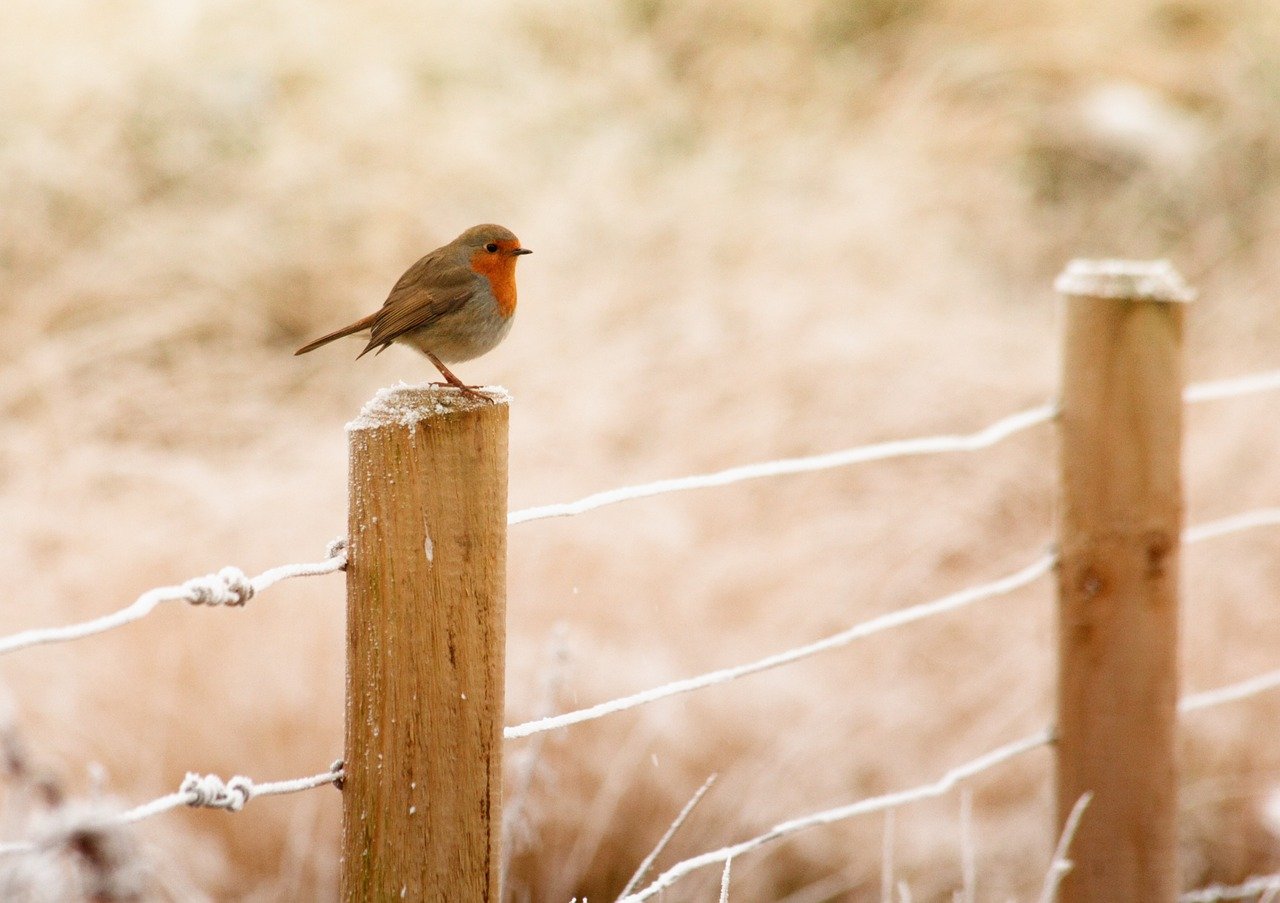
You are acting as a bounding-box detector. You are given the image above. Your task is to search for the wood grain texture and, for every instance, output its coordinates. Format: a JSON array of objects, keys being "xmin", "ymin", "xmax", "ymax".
[
  {"xmin": 1055, "ymin": 270, "xmax": 1186, "ymax": 903},
  {"xmin": 343, "ymin": 386, "xmax": 508, "ymax": 901}
]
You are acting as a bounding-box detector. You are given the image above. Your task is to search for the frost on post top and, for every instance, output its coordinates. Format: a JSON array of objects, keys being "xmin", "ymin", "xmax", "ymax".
[
  {"xmin": 346, "ymin": 382, "xmax": 511, "ymax": 432},
  {"xmin": 1054, "ymin": 258, "xmax": 1196, "ymax": 303}
]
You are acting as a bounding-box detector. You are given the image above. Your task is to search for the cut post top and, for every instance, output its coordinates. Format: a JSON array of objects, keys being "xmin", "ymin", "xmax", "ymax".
[
  {"xmin": 1054, "ymin": 259, "xmax": 1195, "ymax": 304},
  {"xmin": 346, "ymin": 382, "xmax": 511, "ymax": 432}
]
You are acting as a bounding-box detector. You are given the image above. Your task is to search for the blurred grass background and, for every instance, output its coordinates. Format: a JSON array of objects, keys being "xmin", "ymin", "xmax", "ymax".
[{"xmin": 2, "ymin": 0, "xmax": 1279, "ymax": 899}]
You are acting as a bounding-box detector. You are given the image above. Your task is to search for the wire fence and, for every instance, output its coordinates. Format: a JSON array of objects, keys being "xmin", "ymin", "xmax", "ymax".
[
  {"xmin": 4, "ymin": 369, "xmax": 1275, "ymax": 662},
  {"xmin": 1, "ymin": 366, "xmax": 1278, "ymax": 899},
  {"xmin": 8, "ymin": 616, "xmax": 1276, "ymax": 880}
]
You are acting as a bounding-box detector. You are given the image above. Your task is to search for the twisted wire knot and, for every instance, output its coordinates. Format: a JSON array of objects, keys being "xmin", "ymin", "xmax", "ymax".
[
  {"xmin": 181, "ymin": 772, "xmax": 254, "ymax": 812},
  {"xmin": 183, "ymin": 567, "xmax": 255, "ymax": 607}
]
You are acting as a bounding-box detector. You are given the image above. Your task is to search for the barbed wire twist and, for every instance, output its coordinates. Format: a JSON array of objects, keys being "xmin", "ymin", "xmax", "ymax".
[
  {"xmin": 180, "ymin": 773, "xmax": 255, "ymax": 811},
  {"xmin": 0, "ymin": 764, "xmax": 344, "ymax": 857},
  {"xmin": 183, "ymin": 568, "xmax": 255, "ymax": 607}
]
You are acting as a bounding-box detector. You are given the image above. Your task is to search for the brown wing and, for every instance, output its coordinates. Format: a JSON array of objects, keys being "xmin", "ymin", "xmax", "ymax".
[{"xmin": 358, "ymin": 251, "xmax": 478, "ymax": 358}]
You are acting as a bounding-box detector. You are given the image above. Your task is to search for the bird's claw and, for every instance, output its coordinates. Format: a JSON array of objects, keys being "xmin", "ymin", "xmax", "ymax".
[{"xmin": 427, "ymin": 380, "xmax": 491, "ymax": 403}]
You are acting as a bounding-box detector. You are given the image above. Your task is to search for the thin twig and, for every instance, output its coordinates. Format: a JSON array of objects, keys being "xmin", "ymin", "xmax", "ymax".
[
  {"xmin": 500, "ymin": 625, "xmax": 571, "ymax": 892},
  {"xmin": 1036, "ymin": 792, "xmax": 1092, "ymax": 903},
  {"xmin": 616, "ymin": 774, "xmax": 718, "ymax": 901},
  {"xmin": 959, "ymin": 788, "xmax": 975, "ymax": 903},
  {"xmin": 881, "ymin": 810, "xmax": 895, "ymax": 903}
]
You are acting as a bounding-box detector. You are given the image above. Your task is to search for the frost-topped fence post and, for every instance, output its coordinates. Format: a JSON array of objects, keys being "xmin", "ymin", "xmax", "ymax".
[
  {"xmin": 1053, "ymin": 260, "xmax": 1193, "ymax": 903},
  {"xmin": 343, "ymin": 385, "xmax": 509, "ymax": 901}
]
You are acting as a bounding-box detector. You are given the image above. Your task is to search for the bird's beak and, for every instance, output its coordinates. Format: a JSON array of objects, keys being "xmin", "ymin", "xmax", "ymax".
[{"xmin": 513, "ymin": 248, "xmax": 532, "ymax": 256}]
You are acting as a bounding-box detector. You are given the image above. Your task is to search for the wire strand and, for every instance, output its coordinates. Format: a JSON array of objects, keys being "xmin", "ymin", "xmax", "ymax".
[
  {"xmin": 1180, "ymin": 668, "xmax": 1280, "ymax": 714},
  {"xmin": 505, "ymin": 553, "xmax": 1056, "ymax": 740},
  {"xmin": 4, "ymin": 642, "xmax": 1280, "ymax": 863},
  {"xmin": 0, "ymin": 764, "xmax": 342, "ymax": 856},
  {"xmin": 1181, "ymin": 873, "xmax": 1280, "ymax": 903},
  {"xmin": 0, "ymin": 539, "xmax": 346, "ymax": 657},
  {"xmin": 620, "ymin": 641, "xmax": 1280, "ymax": 903},
  {"xmin": 1183, "ymin": 508, "xmax": 1280, "ymax": 544},
  {"xmin": 505, "ymin": 506, "xmax": 1280, "ymax": 740},
  {"xmin": 1183, "ymin": 368, "xmax": 1280, "ymax": 403},
  {"xmin": 507, "ymin": 404, "xmax": 1057, "ymax": 526},
  {"xmin": 508, "ymin": 366, "xmax": 1280, "ymax": 528}
]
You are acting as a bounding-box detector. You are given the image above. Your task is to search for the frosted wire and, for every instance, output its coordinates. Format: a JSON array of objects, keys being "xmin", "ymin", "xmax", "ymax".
[
  {"xmin": 1183, "ymin": 368, "xmax": 1280, "ymax": 403},
  {"xmin": 4, "ymin": 655, "xmax": 1279, "ymax": 863},
  {"xmin": 505, "ymin": 554, "xmax": 1056, "ymax": 739},
  {"xmin": 115, "ymin": 767, "xmax": 343, "ymax": 826},
  {"xmin": 507, "ymin": 404, "xmax": 1057, "ymax": 525},
  {"xmin": 0, "ymin": 766, "xmax": 341, "ymax": 856},
  {"xmin": 1181, "ymin": 668, "xmax": 1280, "ymax": 713},
  {"xmin": 1181, "ymin": 874, "xmax": 1280, "ymax": 903},
  {"xmin": 623, "ymin": 643, "xmax": 1280, "ymax": 903},
  {"xmin": 0, "ymin": 541, "xmax": 346, "ymax": 656},
  {"xmin": 1183, "ymin": 508, "xmax": 1280, "ymax": 544},
  {"xmin": 0, "ymin": 370, "xmax": 1275, "ymax": 855},
  {"xmin": 2, "ymin": 369, "xmax": 1275, "ymax": 657},
  {"xmin": 508, "ymin": 367, "xmax": 1280, "ymax": 528},
  {"xmin": 507, "ymin": 506, "xmax": 1280, "ymax": 740},
  {"xmin": 617, "ymin": 729, "xmax": 1055, "ymax": 902}
]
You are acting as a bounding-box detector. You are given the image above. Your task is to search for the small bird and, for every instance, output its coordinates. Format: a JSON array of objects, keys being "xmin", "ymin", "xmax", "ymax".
[{"xmin": 295, "ymin": 224, "xmax": 531, "ymax": 397}]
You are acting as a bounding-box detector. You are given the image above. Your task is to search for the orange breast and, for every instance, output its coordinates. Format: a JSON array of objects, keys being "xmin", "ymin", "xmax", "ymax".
[{"xmin": 469, "ymin": 249, "xmax": 519, "ymax": 317}]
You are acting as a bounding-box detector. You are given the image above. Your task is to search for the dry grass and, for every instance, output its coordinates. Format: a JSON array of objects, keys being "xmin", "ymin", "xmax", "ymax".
[{"xmin": 2, "ymin": 0, "xmax": 1280, "ymax": 899}]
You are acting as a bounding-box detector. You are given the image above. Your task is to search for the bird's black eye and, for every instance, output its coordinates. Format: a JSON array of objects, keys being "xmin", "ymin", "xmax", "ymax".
[{"xmin": 485, "ymin": 242, "xmax": 499, "ymax": 253}]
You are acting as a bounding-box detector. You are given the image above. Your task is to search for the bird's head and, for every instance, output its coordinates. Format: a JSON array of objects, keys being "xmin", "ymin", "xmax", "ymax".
[{"xmin": 457, "ymin": 224, "xmax": 531, "ymax": 271}]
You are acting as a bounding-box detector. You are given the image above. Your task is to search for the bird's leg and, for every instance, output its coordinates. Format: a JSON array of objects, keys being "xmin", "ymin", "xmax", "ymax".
[{"xmin": 425, "ymin": 351, "xmax": 488, "ymax": 401}]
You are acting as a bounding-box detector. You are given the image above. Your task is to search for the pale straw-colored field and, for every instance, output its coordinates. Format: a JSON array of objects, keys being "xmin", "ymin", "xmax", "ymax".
[{"xmin": 2, "ymin": 1, "xmax": 1279, "ymax": 899}]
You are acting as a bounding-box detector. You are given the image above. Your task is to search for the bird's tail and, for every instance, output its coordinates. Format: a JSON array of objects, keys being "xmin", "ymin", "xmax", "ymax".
[{"xmin": 294, "ymin": 312, "xmax": 379, "ymax": 356}]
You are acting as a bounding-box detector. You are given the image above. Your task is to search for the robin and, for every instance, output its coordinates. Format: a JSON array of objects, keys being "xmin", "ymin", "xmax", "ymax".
[{"xmin": 295, "ymin": 223, "xmax": 531, "ymax": 398}]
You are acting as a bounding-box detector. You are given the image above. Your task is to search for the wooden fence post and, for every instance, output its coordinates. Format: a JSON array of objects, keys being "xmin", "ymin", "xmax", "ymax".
[
  {"xmin": 342, "ymin": 385, "xmax": 509, "ymax": 901},
  {"xmin": 1053, "ymin": 260, "xmax": 1193, "ymax": 902}
]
